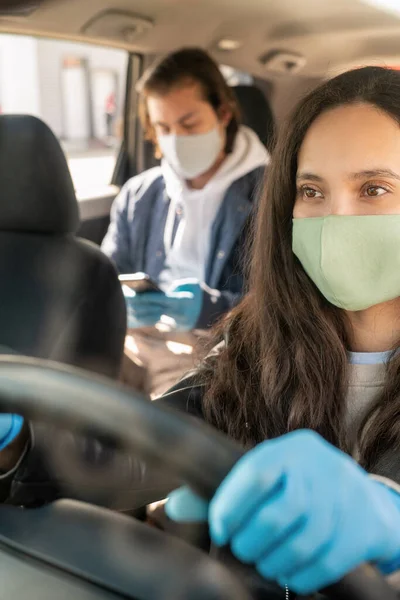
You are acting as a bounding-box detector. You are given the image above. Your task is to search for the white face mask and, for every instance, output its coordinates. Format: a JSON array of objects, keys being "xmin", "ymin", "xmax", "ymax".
[{"xmin": 158, "ymin": 127, "xmax": 223, "ymax": 179}]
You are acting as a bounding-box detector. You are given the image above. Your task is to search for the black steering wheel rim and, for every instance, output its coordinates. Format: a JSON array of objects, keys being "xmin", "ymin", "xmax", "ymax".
[{"xmin": 0, "ymin": 355, "xmax": 397, "ymax": 600}]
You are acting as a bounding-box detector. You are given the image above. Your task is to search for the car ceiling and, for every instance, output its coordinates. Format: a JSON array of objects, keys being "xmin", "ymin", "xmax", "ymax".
[{"xmin": 0, "ymin": 0, "xmax": 400, "ymax": 81}]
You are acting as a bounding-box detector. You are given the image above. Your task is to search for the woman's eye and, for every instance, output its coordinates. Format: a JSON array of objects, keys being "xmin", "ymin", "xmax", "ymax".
[
  {"xmin": 300, "ymin": 186, "xmax": 323, "ymax": 199},
  {"xmin": 364, "ymin": 185, "xmax": 388, "ymax": 197}
]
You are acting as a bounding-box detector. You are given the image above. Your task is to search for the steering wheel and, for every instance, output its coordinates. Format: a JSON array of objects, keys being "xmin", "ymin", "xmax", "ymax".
[{"xmin": 0, "ymin": 356, "xmax": 397, "ymax": 600}]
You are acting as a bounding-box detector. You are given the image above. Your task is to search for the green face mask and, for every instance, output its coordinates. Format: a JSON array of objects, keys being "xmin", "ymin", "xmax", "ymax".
[{"xmin": 292, "ymin": 215, "xmax": 400, "ymax": 311}]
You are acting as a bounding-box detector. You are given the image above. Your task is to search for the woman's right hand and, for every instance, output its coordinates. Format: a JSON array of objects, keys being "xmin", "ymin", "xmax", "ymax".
[
  {"xmin": 0, "ymin": 414, "xmax": 24, "ymax": 451},
  {"xmin": 0, "ymin": 414, "xmax": 27, "ymax": 472}
]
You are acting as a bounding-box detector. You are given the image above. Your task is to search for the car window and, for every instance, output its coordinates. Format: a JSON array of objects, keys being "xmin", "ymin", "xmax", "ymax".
[
  {"xmin": 0, "ymin": 34, "xmax": 128, "ymax": 197},
  {"xmin": 220, "ymin": 65, "xmax": 254, "ymax": 86}
]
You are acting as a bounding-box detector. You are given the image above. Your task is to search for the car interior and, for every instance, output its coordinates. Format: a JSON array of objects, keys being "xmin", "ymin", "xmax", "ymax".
[
  {"xmin": 0, "ymin": 357, "xmax": 398, "ymax": 600},
  {"xmin": 0, "ymin": 0, "xmax": 392, "ymax": 249},
  {"xmin": 0, "ymin": 0, "xmax": 399, "ymax": 598}
]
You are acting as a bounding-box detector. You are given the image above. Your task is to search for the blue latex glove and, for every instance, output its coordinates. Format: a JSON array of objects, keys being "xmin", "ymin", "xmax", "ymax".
[
  {"xmin": 166, "ymin": 430, "xmax": 400, "ymax": 595},
  {"xmin": 124, "ymin": 280, "xmax": 202, "ymax": 331},
  {"xmin": 0, "ymin": 414, "xmax": 24, "ymax": 451}
]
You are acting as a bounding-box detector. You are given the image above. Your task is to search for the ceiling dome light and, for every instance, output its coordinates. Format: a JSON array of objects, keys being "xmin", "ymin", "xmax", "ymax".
[{"xmin": 217, "ymin": 39, "xmax": 243, "ymax": 51}]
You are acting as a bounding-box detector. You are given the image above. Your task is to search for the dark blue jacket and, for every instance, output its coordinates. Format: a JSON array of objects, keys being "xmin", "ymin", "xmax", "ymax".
[{"xmin": 102, "ymin": 166, "xmax": 264, "ymax": 328}]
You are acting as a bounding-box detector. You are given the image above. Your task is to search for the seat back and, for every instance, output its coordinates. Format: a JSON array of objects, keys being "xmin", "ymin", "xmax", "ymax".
[
  {"xmin": 232, "ymin": 84, "xmax": 275, "ymax": 151},
  {"xmin": 0, "ymin": 116, "xmax": 126, "ymax": 378}
]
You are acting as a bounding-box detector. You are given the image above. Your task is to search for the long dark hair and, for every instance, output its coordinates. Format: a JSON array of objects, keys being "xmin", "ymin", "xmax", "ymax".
[
  {"xmin": 137, "ymin": 47, "xmax": 241, "ymax": 156},
  {"xmin": 202, "ymin": 66, "xmax": 400, "ymax": 470}
]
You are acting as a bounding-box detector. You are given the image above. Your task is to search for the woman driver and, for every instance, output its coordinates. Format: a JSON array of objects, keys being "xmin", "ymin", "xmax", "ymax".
[{"xmin": 2, "ymin": 65, "xmax": 400, "ymax": 596}]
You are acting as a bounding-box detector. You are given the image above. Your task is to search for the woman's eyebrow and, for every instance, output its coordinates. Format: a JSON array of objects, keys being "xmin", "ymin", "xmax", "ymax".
[
  {"xmin": 296, "ymin": 169, "xmax": 400, "ymax": 182},
  {"xmin": 348, "ymin": 169, "xmax": 400, "ymax": 181},
  {"xmin": 296, "ymin": 172, "xmax": 324, "ymax": 182}
]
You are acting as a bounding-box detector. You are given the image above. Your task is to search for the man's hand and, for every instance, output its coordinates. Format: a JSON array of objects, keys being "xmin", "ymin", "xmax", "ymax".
[{"xmin": 123, "ymin": 280, "xmax": 203, "ymax": 331}]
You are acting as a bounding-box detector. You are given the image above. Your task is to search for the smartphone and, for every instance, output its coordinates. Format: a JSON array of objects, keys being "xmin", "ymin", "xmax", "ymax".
[{"xmin": 119, "ymin": 272, "xmax": 162, "ymax": 293}]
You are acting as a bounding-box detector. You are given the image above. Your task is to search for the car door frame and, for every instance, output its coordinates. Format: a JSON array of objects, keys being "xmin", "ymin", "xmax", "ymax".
[{"xmin": 77, "ymin": 51, "xmax": 144, "ymax": 245}]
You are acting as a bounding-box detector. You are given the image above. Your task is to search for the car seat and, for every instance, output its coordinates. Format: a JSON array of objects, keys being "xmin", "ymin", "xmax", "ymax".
[
  {"xmin": 232, "ymin": 84, "xmax": 275, "ymax": 151},
  {"xmin": 0, "ymin": 115, "xmax": 126, "ymax": 378}
]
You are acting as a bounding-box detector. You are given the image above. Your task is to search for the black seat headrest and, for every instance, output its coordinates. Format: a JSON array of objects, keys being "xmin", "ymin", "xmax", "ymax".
[
  {"xmin": 0, "ymin": 115, "xmax": 79, "ymax": 234},
  {"xmin": 232, "ymin": 85, "xmax": 275, "ymax": 151}
]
